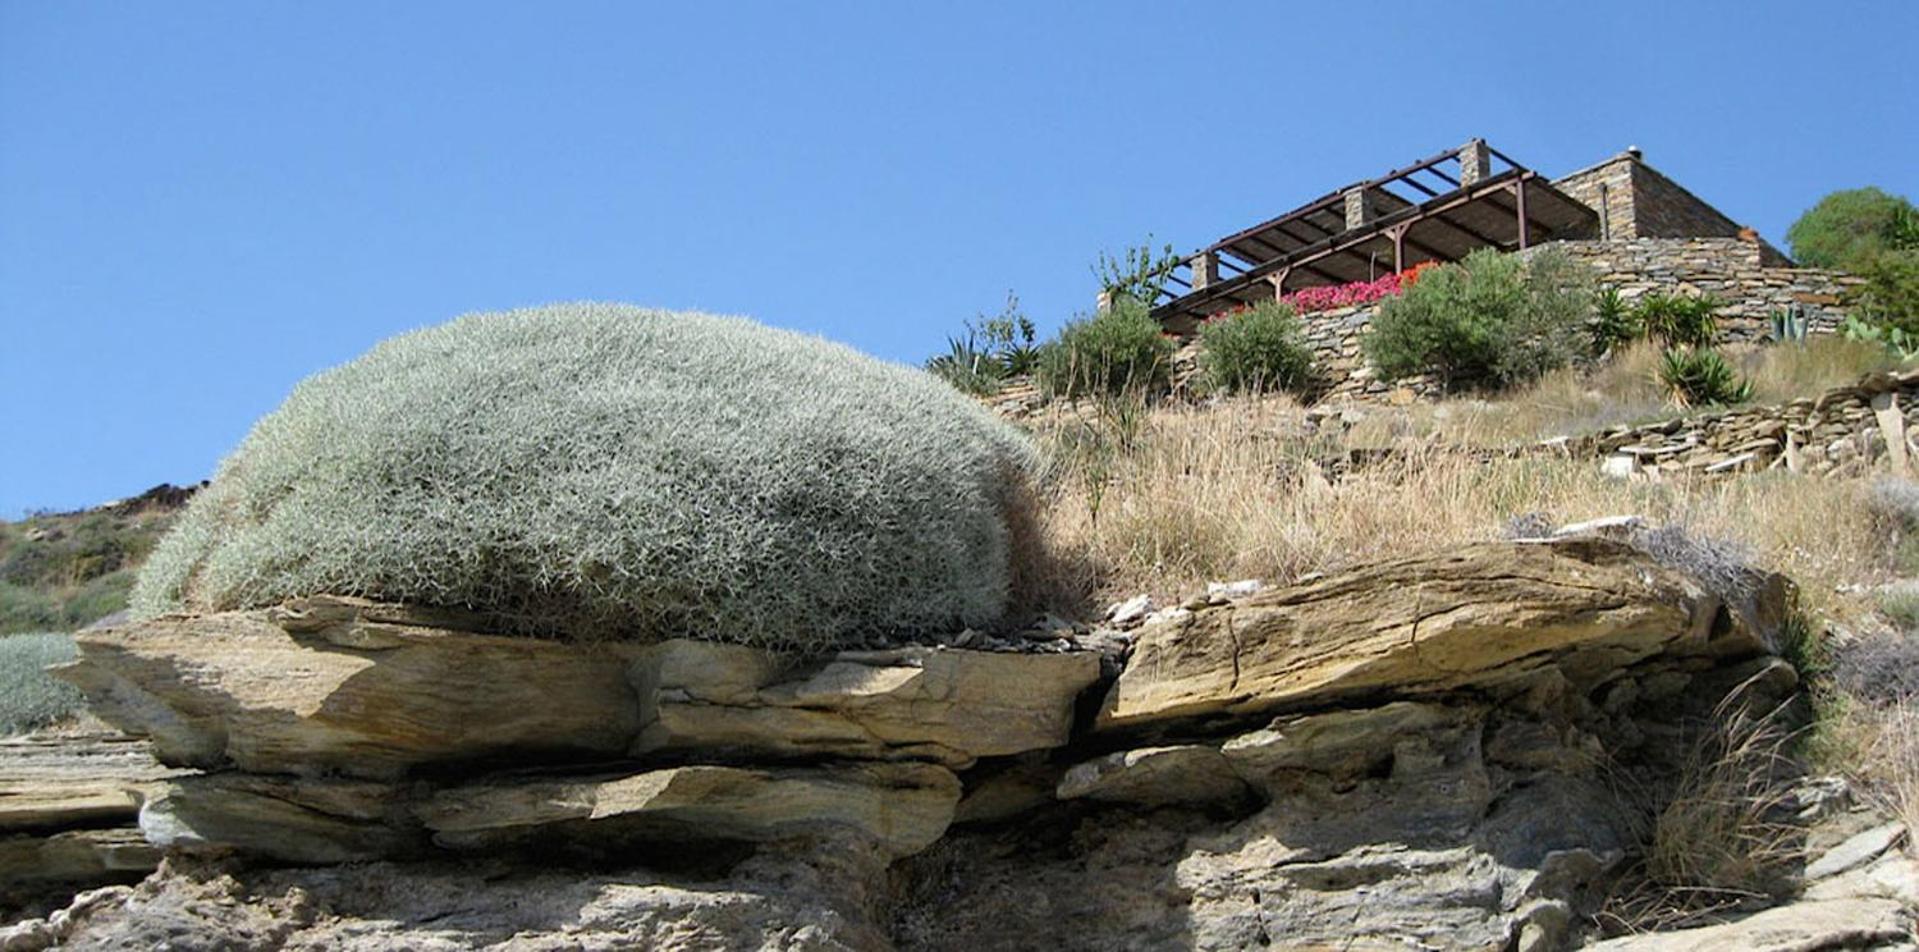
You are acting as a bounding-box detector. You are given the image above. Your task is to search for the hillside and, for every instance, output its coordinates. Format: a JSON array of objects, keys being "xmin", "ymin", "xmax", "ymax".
[{"xmin": 0, "ymin": 484, "xmax": 198, "ymax": 635}]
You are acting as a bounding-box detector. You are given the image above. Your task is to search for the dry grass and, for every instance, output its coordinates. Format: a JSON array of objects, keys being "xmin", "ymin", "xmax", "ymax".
[
  {"xmin": 1343, "ymin": 336, "xmax": 1898, "ymax": 450},
  {"xmin": 1598, "ymin": 695, "xmax": 1806, "ymax": 934},
  {"xmin": 1031, "ymin": 396, "xmax": 1892, "ymax": 619},
  {"xmin": 1812, "ymin": 692, "xmax": 1919, "ymax": 859},
  {"xmin": 1644, "ymin": 699, "xmax": 1803, "ymax": 900},
  {"xmin": 1739, "ymin": 335, "xmax": 1901, "ymax": 406}
]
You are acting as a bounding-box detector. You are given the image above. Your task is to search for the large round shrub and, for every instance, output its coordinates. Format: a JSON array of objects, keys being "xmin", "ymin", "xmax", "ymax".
[
  {"xmin": 132, "ymin": 304, "xmax": 1040, "ymax": 651},
  {"xmin": 1196, "ymin": 300, "xmax": 1314, "ymax": 395},
  {"xmin": 1363, "ymin": 247, "xmax": 1591, "ymax": 390},
  {"xmin": 1034, "ymin": 297, "xmax": 1176, "ymax": 398}
]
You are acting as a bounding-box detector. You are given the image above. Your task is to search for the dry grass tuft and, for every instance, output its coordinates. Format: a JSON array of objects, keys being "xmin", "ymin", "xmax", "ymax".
[
  {"xmin": 1598, "ymin": 692, "xmax": 1806, "ymax": 934},
  {"xmin": 1855, "ymin": 703, "xmax": 1919, "ymax": 854},
  {"xmin": 1342, "ymin": 336, "xmax": 1897, "ymax": 450},
  {"xmin": 1031, "ymin": 396, "xmax": 1892, "ymax": 619},
  {"xmin": 1644, "ymin": 700, "xmax": 1803, "ymax": 901}
]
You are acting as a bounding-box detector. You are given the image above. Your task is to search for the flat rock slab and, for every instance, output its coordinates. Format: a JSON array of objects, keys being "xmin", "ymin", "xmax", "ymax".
[
  {"xmin": 1096, "ymin": 537, "xmax": 1768, "ymax": 731},
  {"xmin": 1805, "ymin": 821, "xmax": 1908, "ymax": 880},
  {"xmin": 0, "ymin": 827, "xmax": 159, "ymax": 885},
  {"xmin": 58, "ymin": 596, "xmax": 1100, "ymax": 779},
  {"xmin": 1584, "ymin": 896, "xmax": 1914, "ymax": 951},
  {"xmin": 1055, "ymin": 745, "xmax": 1249, "ymax": 806},
  {"xmin": 634, "ymin": 640, "xmax": 1100, "ymax": 768},
  {"xmin": 0, "ymin": 733, "xmax": 186, "ymax": 832},
  {"xmin": 420, "ymin": 761, "xmax": 961, "ymax": 858}
]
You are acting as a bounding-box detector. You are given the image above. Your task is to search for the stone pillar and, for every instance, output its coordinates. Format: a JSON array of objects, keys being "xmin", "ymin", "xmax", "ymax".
[
  {"xmin": 1459, "ymin": 138, "xmax": 1490, "ymax": 187},
  {"xmin": 1343, "ymin": 188, "xmax": 1374, "ymax": 231},
  {"xmin": 1190, "ymin": 251, "xmax": 1219, "ymax": 291},
  {"xmin": 1096, "ymin": 289, "xmax": 1113, "ymax": 312}
]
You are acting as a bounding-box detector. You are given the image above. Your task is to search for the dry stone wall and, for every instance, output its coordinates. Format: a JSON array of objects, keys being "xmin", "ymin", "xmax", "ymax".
[
  {"xmin": 1566, "ymin": 368, "xmax": 1919, "ymax": 480},
  {"xmin": 1257, "ymin": 238, "xmax": 1861, "ymax": 404},
  {"xmin": 1545, "ymin": 237, "xmax": 1861, "ymax": 342}
]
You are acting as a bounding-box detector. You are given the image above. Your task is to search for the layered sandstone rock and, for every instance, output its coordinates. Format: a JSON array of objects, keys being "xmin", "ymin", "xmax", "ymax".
[
  {"xmin": 1096, "ymin": 536, "xmax": 1783, "ymax": 731},
  {"xmin": 16, "ymin": 535, "xmax": 1913, "ymax": 951}
]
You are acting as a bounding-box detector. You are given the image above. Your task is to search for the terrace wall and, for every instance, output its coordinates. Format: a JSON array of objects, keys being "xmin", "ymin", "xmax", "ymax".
[
  {"xmin": 1544, "ymin": 238, "xmax": 1862, "ymax": 341},
  {"xmin": 1253, "ymin": 237, "xmax": 1863, "ymax": 404}
]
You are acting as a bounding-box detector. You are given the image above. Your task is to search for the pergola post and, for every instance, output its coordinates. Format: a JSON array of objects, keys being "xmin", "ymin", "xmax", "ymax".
[
  {"xmin": 1342, "ymin": 188, "xmax": 1374, "ymax": 232},
  {"xmin": 1387, "ymin": 224, "xmax": 1408, "ymax": 272},
  {"xmin": 1514, "ymin": 181, "xmax": 1530, "ymax": 250},
  {"xmin": 1190, "ymin": 251, "xmax": 1219, "ymax": 291},
  {"xmin": 1459, "ymin": 138, "xmax": 1490, "ymax": 186},
  {"xmin": 1266, "ymin": 267, "xmax": 1291, "ymax": 300}
]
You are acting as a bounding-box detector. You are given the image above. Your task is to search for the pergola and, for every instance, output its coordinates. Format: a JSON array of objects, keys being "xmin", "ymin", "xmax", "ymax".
[{"xmin": 1150, "ymin": 140, "xmax": 1598, "ymax": 332}]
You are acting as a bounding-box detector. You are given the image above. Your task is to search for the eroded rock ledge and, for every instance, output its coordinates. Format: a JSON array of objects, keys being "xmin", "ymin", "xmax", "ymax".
[{"xmin": 10, "ymin": 535, "xmax": 1913, "ymax": 951}]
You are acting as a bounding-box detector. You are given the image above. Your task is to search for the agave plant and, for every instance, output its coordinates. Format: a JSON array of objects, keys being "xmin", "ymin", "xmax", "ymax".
[
  {"xmin": 1592, "ymin": 286, "xmax": 1638, "ymax": 356},
  {"xmin": 924, "ymin": 331, "xmax": 1007, "ymax": 396},
  {"xmin": 1636, "ymin": 293, "xmax": 1721, "ymax": 349},
  {"xmin": 1659, "ymin": 347, "xmax": 1754, "ymax": 408}
]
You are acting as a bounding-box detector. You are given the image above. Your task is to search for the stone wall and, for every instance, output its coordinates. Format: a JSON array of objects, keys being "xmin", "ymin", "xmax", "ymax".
[
  {"xmin": 1260, "ymin": 237, "xmax": 1864, "ymax": 404},
  {"xmin": 1550, "ymin": 151, "xmax": 1778, "ymax": 248},
  {"xmin": 1567, "ymin": 368, "xmax": 1919, "ymax": 479},
  {"xmin": 1545, "ymin": 238, "xmax": 1862, "ymax": 342}
]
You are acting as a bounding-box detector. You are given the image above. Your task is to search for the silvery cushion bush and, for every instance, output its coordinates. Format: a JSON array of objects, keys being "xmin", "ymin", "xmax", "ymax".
[{"xmin": 133, "ymin": 304, "xmax": 1038, "ymax": 651}]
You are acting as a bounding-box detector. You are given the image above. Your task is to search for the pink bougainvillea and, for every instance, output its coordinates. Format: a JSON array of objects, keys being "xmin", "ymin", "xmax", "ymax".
[
  {"xmin": 1200, "ymin": 262, "xmax": 1453, "ymax": 322},
  {"xmin": 1280, "ymin": 272, "xmax": 1407, "ymax": 313}
]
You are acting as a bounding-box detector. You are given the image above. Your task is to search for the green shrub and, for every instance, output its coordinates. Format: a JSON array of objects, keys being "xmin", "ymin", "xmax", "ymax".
[
  {"xmin": 1856, "ymin": 249, "xmax": 1919, "ymax": 335},
  {"xmin": 63, "ymin": 570, "xmax": 133, "ymax": 628},
  {"xmin": 1196, "ymin": 301, "xmax": 1314, "ymax": 395},
  {"xmin": 924, "ymin": 292, "xmax": 1039, "ymax": 395},
  {"xmin": 1787, "ymin": 186, "xmax": 1917, "ymax": 273},
  {"xmin": 1363, "ymin": 247, "xmax": 1592, "ymax": 390},
  {"xmin": 1035, "ymin": 297, "xmax": 1176, "ymax": 399},
  {"xmin": 1592, "ymin": 286, "xmax": 1638, "ymax": 357},
  {"xmin": 1634, "ymin": 292, "xmax": 1720, "ymax": 349},
  {"xmin": 1092, "ymin": 239, "xmax": 1181, "ymax": 308},
  {"xmin": 132, "ymin": 304, "xmax": 1040, "ymax": 652},
  {"xmin": 0, "ymin": 582, "xmax": 62, "ymax": 635},
  {"xmin": 1659, "ymin": 347, "xmax": 1753, "ymax": 408},
  {"xmin": 0, "ymin": 633, "xmax": 83, "ymax": 735}
]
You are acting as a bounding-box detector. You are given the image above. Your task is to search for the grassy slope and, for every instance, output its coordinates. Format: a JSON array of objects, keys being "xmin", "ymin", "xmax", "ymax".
[
  {"xmin": 1017, "ymin": 335, "xmax": 1919, "ymax": 896},
  {"xmin": 0, "ymin": 487, "xmax": 191, "ymax": 635}
]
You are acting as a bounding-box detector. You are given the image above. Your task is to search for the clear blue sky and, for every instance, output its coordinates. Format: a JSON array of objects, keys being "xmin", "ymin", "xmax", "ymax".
[{"xmin": 3, "ymin": 2, "xmax": 1915, "ymax": 515}]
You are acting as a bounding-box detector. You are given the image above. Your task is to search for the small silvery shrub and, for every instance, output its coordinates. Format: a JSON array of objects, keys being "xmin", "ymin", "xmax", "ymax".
[
  {"xmin": 1035, "ymin": 297, "xmax": 1176, "ymax": 399},
  {"xmin": 1196, "ymin": 301, "xmax": 1315, "ymax": 396},
  {"xmin": 1363, "ymin": 247, "xmax": 1592, "ymax": 390},
  {"xmin": 132, "ymin": 304, "xmax": 1040, "ymax": 651},
  {"xmin": 0, "ymin": 633, "xmax": 83, "ymax": 736}
]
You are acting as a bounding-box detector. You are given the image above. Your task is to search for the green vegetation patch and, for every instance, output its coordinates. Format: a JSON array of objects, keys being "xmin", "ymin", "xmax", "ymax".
[
  {"xmin": 1363, "ymin": 246, "xmax": 1593, "ymax": 391},
  {"xmin": 0, "ymin": 508, "xmax": 171, "ymax": 634},
  {"xmin": 0, "ymin": 633, "xmax": 83, "ymax": 736},
  {"xmin": 1197, "ymin": 301, "xmax": 1315, "ymax": 396},
  {"xmin": 1035, "ymin": 297, "xmax": 1177, "ymax": 399},
  {"xmin": 133, "ymin": 304, "xmax": 1039, "ymax": 651}
]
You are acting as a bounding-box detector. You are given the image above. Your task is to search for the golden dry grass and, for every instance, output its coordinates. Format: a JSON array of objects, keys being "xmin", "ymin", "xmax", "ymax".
[
  {"xmin": 1032, "ymin": 395, "xmax": 1893, "ymax": 622},
  {"xmin": 1343, "ymin": 336, "xmax": 1900, "ymax": 449}
]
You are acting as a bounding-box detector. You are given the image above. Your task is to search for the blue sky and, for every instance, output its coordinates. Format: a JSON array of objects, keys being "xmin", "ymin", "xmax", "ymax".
[{"xmin": 3, "ymin": 2, "xmax": 1915, "ymax": 514}]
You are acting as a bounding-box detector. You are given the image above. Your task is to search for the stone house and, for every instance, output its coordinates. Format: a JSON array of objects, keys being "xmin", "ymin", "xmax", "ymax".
[{"xmin": 1147, "ymin": 139, "xmax": 1860, "ymax": 401}]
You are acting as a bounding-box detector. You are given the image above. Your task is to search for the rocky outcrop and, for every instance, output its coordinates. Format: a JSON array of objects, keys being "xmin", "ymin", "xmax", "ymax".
[
  {"xmin": 18, "ymin": 533, "xmax": 1913, "ymax": 950},
  {"xmin": 1097, "ymin": 536, "xmax": 1779, "ymax": 731},
  {"xmin": 60, "ymin": 596, "xmax": 1099, "ymax": 778},
  {"xmin": 0, "ymin": 734, "xmax": 181, "ymax": 893}
]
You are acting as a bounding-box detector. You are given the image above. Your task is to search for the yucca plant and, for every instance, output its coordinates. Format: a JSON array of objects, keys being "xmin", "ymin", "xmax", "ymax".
[
  {"xmin": 1659, "ymin": 347, "xmax": 1754, "ymax": 408},
  {"xmin": 1593, "ymin": 286, "xmax": 1639, "ymax": 357},
  {"xmin": 925, "ymin": 331, "xmax": 1007, "ymax": 396},
  {"xmin": 1636, "ymin": 293, "xmax": 1721, "ymax": 349}
]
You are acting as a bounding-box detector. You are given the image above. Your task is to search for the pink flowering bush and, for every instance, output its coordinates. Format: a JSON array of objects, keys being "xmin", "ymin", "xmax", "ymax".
[{"xmin": 1280, "ymin": 272, "xmax": 1408, "ymax": 313}]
